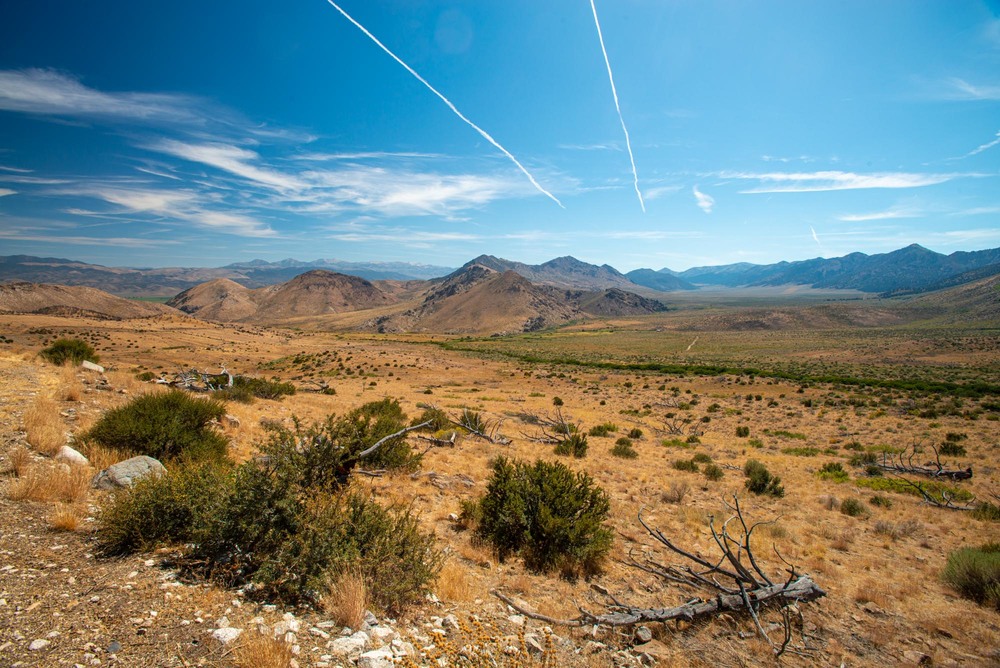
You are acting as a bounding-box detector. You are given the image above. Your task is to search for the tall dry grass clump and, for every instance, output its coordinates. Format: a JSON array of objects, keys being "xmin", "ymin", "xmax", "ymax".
[
  {"xmin": 49, "ymin": 505, "xmax": 83, "ymax": 532},
  {"xmin": 322, "ymin": 570, "xmax": 369, "ymax": 629},
  {"xmin": 59, "ymin": 366, "xmax": 84, "ymax": 401},
  {"xmin": 231, "ymin": 632, "xmax": 294, "ymax": 668},
  {"xmin": 23, "ymin": 394, "xmax": 65, "ymax": 456},
  {"xmin": 8, "ymin": 463, "xmax": 91, "ymax": 503},
  {"xmin": 435, "ymin": 559, "xmax": 474, "ymax": 603},
  {"xmin": 6, "ymin": 446, "xmax": 33, "ymax": 477}
]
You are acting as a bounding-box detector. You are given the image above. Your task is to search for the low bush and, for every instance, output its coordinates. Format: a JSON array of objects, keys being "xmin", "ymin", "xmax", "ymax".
[
  {"xmin": 627, "ymin": 428, "xmax": 643, "ymax": 439},
  {"xmin": 840, "ymin": 498, "xmax": 868, "ymax": 517},
  {"xmin": 869, "ymin": 494, "xmax": 893, "ymax": 509},
  {"xmin": 735, "ymin": 426, "xmax": 750, "ymax": 438},
  {"xmin": 587, "ymin": 422, "xmax": 618, "ymax": 437},
  {"xmin": 938, "ymin": 442, "xmax": 967, "ymax": 457},
  {"xmin": 703, "ymin": 463, "xmax": 724, "ymax": 481},
  {"xmin": 673, "ymin": 458, "xmax": 699, "ymax": 473},
  {"xmin": 816, "ymin": 462, "xmax": 849, "ymax": 483},
  {"xmin": 473, "ymin": 456, "xmax": 612, "ymax": 579},
  {"xmin": 83, "ymin": 390, "xmax": 228, "ymax": 463},
  {"xmin": 855, "ymin": 477, "xmax": 973, "ymax": 504},
  {"xmin": 941, "ymin": 544, "xmax": 1000, "ymax": 610},
  {"xmin": 40, "ymin": 338, "xmax": 98, "ymax": 366},
  {"xmin": 972, "ymin": 502, "xmax": 1000, "ymax": 522},
  {"xmin": 743, "ymin": 459, "xmax": 784, "ymax": 497},
  {"xmin": 554, "ymin": 433, "xmax": 588, "ymax": 458},
  {"xmin": 611, "ymin": 437, "xmax": 638, "ymax": 459},
  {"xmin": 218, "ymin": 376, "xmax": 296, "ymax": 403},
  {"xmin": 692, "ymin": 452, "xmax": 713, "ymax": 464},
  {"xmin": 783, "ymin": 446, "xmax": 821, "ymax": 456}
]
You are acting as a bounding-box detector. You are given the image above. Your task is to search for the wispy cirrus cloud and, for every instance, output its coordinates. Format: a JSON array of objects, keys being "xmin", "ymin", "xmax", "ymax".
[
  {"xmin": 0, "ymin": 68, "xmax": 207, "ymax": 124},
  {"xmin": 944, "ymin": 77, "xmax": 1000, "ymax": 101},
  {"xmin": 0, "ymin": 188, "xmax": 15, "ymax": 197},
  {"xmin": 295, "ymin": 151, "xmax": 445, "ymax": 161},
  {"xmin": 151, "ymin": 140, "xmax": 308, "ymax": 193},
  {"xmin": 837, "ymin": 205, "xmax": 925, "ymax": 222},
  {"xmin": 723, "ymin": 170, "xmax": 961, "ymax": 194},
  {"xmin": 692, "ymin": 185, "xmax": 714, "ymax": 213},
  {"xmin": 965, "ymin": 130, "xmax": 1000, "ymax": 158}
]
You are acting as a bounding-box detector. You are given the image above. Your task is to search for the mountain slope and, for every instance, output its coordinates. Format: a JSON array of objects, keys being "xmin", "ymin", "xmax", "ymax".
[
  {"xmin": 456, "ymin": 255, "xmax": 637, "ymax": 290},
  {"xmin": 625, "ymin": 269, "xmax": 697, "ymax": 292},
  {"xmin": 0, "ymin": 282, "xmax": 177, "ymax": 320}
]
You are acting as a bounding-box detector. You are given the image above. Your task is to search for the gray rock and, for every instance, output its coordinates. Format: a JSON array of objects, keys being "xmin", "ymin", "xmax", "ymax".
[
  {"xmin": 358, "ymin": 648, "xmax": 395, "ymax": 668},
  {"xmin": 56, "ymin": 445, "xmax": 89, "ymax": 466},
  {"xmin": 211, "ymin": 628, "xmax": 243, "ymax": 645},
  {"xmin": 28, "ymin": 639, "xmax": 50, "ymax": 651},
  {"xmin": 634, "ymin": 625, "xmax": 653, "ymax": 644},
  {"xmin": 327, "ymin": 631, "xmax": 369, "ymax": 657},
  {"xmin": 93, "ymin": 456, "xmax": 166, "ymax": 490},
  {"xmin": 81, "ymin": 360, "xmax": 105, "ymax": 373}
]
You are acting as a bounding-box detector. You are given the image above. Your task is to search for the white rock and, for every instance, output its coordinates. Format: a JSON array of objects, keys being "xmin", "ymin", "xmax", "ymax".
[
  {"xmin": 327, "ymin": 632, "xmax": 368, "ymax": 657},
  {"xmin": 370, "ymin": 626, "xmax": 396, "ymax": 643},
  {"xmin": 81, "ymin": 360, "xmax": 105, "ymax": 373},
  {"xmin": 216, "ymin": 616, "xmax": 230, "ymax": 628},
  {"xmin": 358, "ymin": 648, "xmax": 395, "ymax": 668},
  {"xmin": 28, "ymin": 639, "xmax": 50, "ymax": 651},
  {"xmin": 211, "ymin": 628, "xmax": 243, "ymax": 645},
  {"xmin": 56, "ymin": 445, "xmax": 89, "ymax": 466}
]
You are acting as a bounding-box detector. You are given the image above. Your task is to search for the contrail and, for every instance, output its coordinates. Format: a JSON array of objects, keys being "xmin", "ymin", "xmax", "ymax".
[
  {"xmin": 590, "ymin": 0, "xmax": 645, "ymax": 212},
  {"xmin": 321, "ymin": 0, "xmax": 564, "ymax": 208}
]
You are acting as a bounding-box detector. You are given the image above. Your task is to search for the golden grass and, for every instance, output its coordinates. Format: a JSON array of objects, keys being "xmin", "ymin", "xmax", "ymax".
[
  {"xmin": 436, "ymin": 558, "xmax": 475, "ymax": 603},
  {"xmin": 79, "ymin": 442, "xmax": 129, "ymax": 472},
  {"xmin": 23, "ymin": 394, "xmax": 65, "ymax": 456},
  {"xmin": 48, "ymin": 504, "xmax": 82, "ymax": 532},
  {"xmin": 8, "ymin": 463, "xmax": 91, "ymax": 503},
  {"xmin": 7, "ymin": 446, "xmax": 33, "ymax": 477},
  {"xmin": 59, "ymin": 366, "xmax": 83, "ymax": 402},
  {"xmin": 322, "ymin": 569, "xmax": 369, "ymax": 630},
  {"xmin": 231, "ymin": 632, "xmax": 294, "ymax": 668}
]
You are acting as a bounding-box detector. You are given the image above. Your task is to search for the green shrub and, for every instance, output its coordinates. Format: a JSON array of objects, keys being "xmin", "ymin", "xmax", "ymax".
[
  {"xmin": 611, "ymin": 438, "xmax": 638, "ymax": 459},
  {"xmin": 473, "ymin": 457, "xmax": 612, "ymax": 578},
  {"xmin": 816, "ymin": 462, "xmax": 849, "ymax": 483},
  {"xmin": 686, "ymin": 435, "xmax": 701, "ymax": 444},
  {"xmin": 748, "ymin": 438, "xmax": 764, "ymax": 448},
  {"xmin": 945, "ymin": 432, "xmax": 968, "ymax": 442},
  {"xmin": 939, "ymin": 442, "xmax": 967, "ymax": 457},
  {"xmin": 692, "ymin": 452, "xmax": 713, "ymax": 464},
  {"xmin": 783, "ymin": 446, "xmax": 821, "ymax": 456},
  {"xmin": 673, "ymin": 458, "xmax": 699, "ymax": 473},
  {"xmin": 412, "ymin": 405, "xmax": 450, "ymax": 432},
  {"xmin": 84, "ymin": 390, "xmax": 228, "ymax": 463},
  {"xmin": 219, "ymin": 375, "xmax": 296, "ymax": 402},
  {"xmin": 864, "ymin": 464, "xmax": 884, "ymax": 477},
  {"xmin": 743, "ymin": 459, "xmax": 784, "ymax": 497},
  {"xmin": 840, "ymin": 498, "xmax": 868, "ymax": 517},
  {"xmin": 942, "ymin": 544, "xmax": 1000, "ymax": 610},
  {"xmin": 587, "ymin": 423, "xmax": 618, "ymax": 437},
  {"xmin": 869, "ymin": 494, "xmax": 893, "ymax": 509},
  {"xmin": 554, "ymin": 432, "xmax": 588, "ymax": 458},
  {"xmin": 972, "ymin": 502, "xmax": 1000, "ymax": 522},
  {"xmin": 661, "ymin": 438, "xmax": 691, "ymax": 449},
  {"xmin": 735, "ymin": 426, "xmax": 750, "ymax": 438},
  {"xmin": 97, "ymin": 411, "xmax": 441, "ymax": 610},
  {"xmin": 850, "ymin": 451, "xmax": 879, "ymax": 466},
  {"xmin": 552, "ymin": 396, "xmax": 563, "ymax": 407},
  {"xmin": 136, "ymin": 371, "xmax": 156, "ymax": 382},
  {"xmin": 627, "ymin": 428, "xmax": 643, "ymax": 439},
  {"xmin": 703, "ymin": 463, "xmax": 724, "ymax": 481},
  {"xmin": 40, "ymin": 338, "xmax": 99, "ymax": 366},
  {"xmin": 855, "ymin": 477, "xmax": 974, "ymax": 503}
]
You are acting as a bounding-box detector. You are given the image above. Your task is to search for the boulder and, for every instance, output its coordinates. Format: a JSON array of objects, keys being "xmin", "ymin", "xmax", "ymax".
[
  {"xmin": 56, "ymin": 445, "xmax": 89, "ymax": 466},
  {"xmin": 358, "ymin": 648, "xmax": 394, "ymax": 668},
  {"xmin": 81, "ymin": 360, "xmax": 105, "ymax": 373},
  {"xmin": 93, "ymin": 456, "xmax": 166, "ymax": 490}
]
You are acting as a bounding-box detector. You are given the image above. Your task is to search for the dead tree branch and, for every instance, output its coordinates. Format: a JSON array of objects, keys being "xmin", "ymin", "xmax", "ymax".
[
  {"xmin": 493, "ymin": 496, "xmax": 824, "ymax": 657},
  {"xmin": 452, "ymin": 409, "xmax": 511, "ymax": 445}
]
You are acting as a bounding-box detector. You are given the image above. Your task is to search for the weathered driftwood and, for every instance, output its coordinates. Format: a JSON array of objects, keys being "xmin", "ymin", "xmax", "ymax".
[
  {"xmin": 493, "ymin": 496, "xmax": 825, "ymax": 657},
  {"xmin": 871, "ymin": 442, "xmax": 972, "ymax": 481}
]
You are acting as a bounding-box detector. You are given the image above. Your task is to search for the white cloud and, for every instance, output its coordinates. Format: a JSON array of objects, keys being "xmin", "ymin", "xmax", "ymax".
[
  {"xmin": 152, "ymin": 140, "xmax": 307, "ymax": 193},
  {"xmin": 723, "ymin": 170, "xmax": 960, "ymax": 193},
  {"xmin": 946, "ymin": 77, "xmax": 1000, "ymax": 101},
  {"xmin": 965, "ymin": 130, "xmax": 1000, "ymax": 157},
  {"xmin": 643, "ymin": 184, "xmax": 682, "ymax": 201},
  {"xmin": 0, "ymin": 68, "xmax": 205, "ymax": 124},
  {"xmin": 693, "ymin": 186, "xmax": 714, "ymax": 213},
  {"xmin": 0, "ymin": 188, "xmax": 15, "ymax": 197},
  {"xmin": 296, "ymin": 151, "xmax": 444, "ymax": 161},
  {"xmin": 837, "ymin": 205, "xmax": 924, "ymax": 222}
]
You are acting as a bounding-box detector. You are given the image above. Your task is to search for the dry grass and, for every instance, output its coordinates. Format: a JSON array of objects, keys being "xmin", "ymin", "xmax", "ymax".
[
  {"xmin": 48, "ymin": 504, "xmax": 83, "ymax": 532},
  {"xmin": 231, "ymin": 632, "xmax": 294, "ymax": 668},
  {"xmin": 322, "ymin": 570, "xmax": 369, "ymax": 630},
  {"xmin": 59, "ymin": 366, "xmax": 83, "ymax": 402},
  {"xmin": 23, "ymin": 394, "xmax": 65, "ymax": 456},
  {"xmin": 6, "ymin": 446, "xmax": 33, "ymax": 477},
  {"xmin": 79, "ymin": 442, "xmax": 129, "ymax": 472},
  {"xmin": 661, "ymin": 480, "xmax": 689, "ymax": 504},
  {"xmin": 436, "ymin": 559, "xmax": 475, "ymax": 603},
  {"xmin": 8, "ymin": 463, "xmax": 92, "ymax": 503}
]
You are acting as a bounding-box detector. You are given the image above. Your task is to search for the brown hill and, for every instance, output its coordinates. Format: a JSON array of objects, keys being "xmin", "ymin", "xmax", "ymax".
[
  {"xmin": 167, "ymin": 270, "xmax": 394, "ymax": 323},
  {"xmin": 0, "ymin": 282, "xmax": 176, "ymax": 320},
  {"xmin": 905, "ymin": 272, "xmax": 1000, "ymax": 323},
  {"xmin": 371, "ymin": 267, "xmax": 582, "ymax": 334},
  {"xmin": 572, "ymin": 288, "xmax": 667, "ymax": 317}
]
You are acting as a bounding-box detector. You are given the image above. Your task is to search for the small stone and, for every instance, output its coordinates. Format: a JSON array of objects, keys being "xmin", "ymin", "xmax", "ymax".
[
  {"xmin": 634, "ymin": 625, "xmax": 653, "ymax": 644},
  {"xmin": 442, "ymin": 614, "xmax": 460, "ymax": 632},
  {"xmin": 524, "ymin": 634, "xmax": 545, "ymax": 655},
  {"xmin": 508, "ymin": 614, "xmax": 526, "ymax": 626},
  {"xmin": 107, "ymin": 641, "xmax": 122, "ymax": 653},
  {"xmin": 358, "ymin": 648, "xmax": 395, "ymax": 668},
  {"xmin": 28, "ymin": 639, "xmax": 50, "ymax": 651},
  {"xmin": 211, "ymin": 628, "xmax": 243, "ymax": 645}
]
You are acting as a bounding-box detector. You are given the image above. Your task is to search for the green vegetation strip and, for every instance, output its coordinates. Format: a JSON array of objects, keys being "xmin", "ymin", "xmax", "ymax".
[
  {"xmin": 855, "ymin": 477, "xmax": 974, "ymax": 503},
  {"xmin": 440, "ymin": 342, "xmax": 1000, "ymax": 397}
]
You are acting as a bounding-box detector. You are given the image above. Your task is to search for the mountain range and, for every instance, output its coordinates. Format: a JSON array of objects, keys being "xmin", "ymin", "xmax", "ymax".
[{"xmin": 3, "ymin": 243, "xmax": 1000, "ymax": 298}]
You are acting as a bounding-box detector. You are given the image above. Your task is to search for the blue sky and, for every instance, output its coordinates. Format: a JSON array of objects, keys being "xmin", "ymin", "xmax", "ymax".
[{"xmin": 0, "ymin": 1, "xmax": 998, "ymax": 272}]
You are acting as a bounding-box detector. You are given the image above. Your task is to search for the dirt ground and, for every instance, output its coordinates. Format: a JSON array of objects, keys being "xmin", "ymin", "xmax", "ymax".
[{"xmin": 1, "ymin": 314, "xmax": 999, "ymax": 667}]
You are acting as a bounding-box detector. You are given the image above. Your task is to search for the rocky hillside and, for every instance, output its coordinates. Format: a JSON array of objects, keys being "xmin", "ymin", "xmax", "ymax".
[
  {"xmin": 167, "ymin": 270, "xmax": 394, "ymax": 323},
  {"xmin": 455, "ymin": 255, "xmax": 637, "ymax": 290},
  {"xmin": 0, "ymin": 282, "xmax": 177, "ymax": 320}
]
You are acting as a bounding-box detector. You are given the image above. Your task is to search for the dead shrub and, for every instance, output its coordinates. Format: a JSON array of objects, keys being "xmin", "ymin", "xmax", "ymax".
[
  {"xmin": 322, "ymin": 570, "xmax": 369, "ymax": 630},
  {"xmin": 661, "ymin": 480, "xmax": 689, "ymax": 504},
  {"xmin": 9, "ymin": 464, "xmax": 91, "ymax": 503},
  {"xmin": 231, "ymin": 632, "xmax": 294, "ymax": 668},
  {"xmin": 59, "ymin": 366, "xmax": 83, "ymax": 402},
  {"xmin": 23, "ymin": 395, "xmax": 65, "ymax": 456}
]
